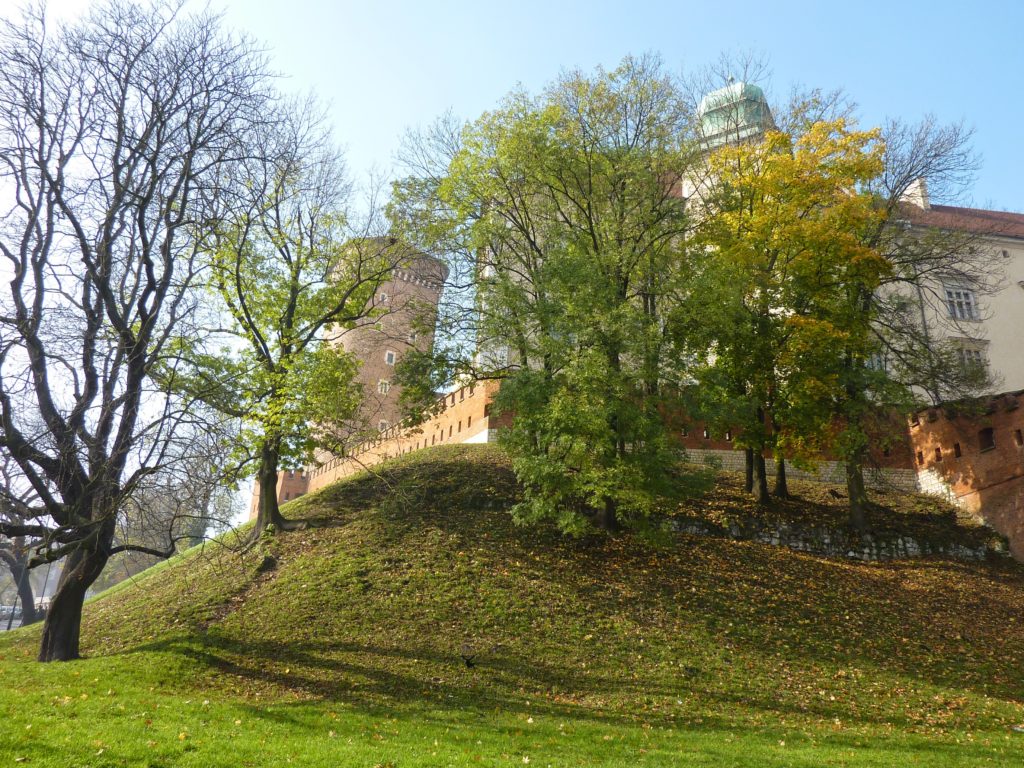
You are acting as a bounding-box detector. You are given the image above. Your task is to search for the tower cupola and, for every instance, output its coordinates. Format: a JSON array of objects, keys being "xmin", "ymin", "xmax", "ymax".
[{"xmin": 697, "ymin": 80, "xmax": 775, "ymax": 150}]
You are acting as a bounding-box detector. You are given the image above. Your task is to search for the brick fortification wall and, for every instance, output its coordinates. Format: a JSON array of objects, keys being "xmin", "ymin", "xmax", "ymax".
[
  {"xmin": 673, "ymin": 412, "xmax": 919, "ymax": 491},
  {"xmin": 909, "ymin": 391, "xmax": 1024, "ymax": 558},
  {"xmin": 306, "ymin": 380, "xmax": 506, "ymax": 493}
]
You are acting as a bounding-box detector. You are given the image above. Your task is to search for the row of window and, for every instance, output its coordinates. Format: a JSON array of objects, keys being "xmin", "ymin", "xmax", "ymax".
[
  {"xmin": 916, "ymin": 426, "xmax": 1024, "ymax": 465},
  {"xmin": 681, "ymin": 427, "xmax": 733, "ymax": 441}
]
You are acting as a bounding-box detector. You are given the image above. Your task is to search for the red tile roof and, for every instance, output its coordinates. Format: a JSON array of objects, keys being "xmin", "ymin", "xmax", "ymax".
[{"xmin": 907, "ymin": 204, "xmax": 1024, "ymax": 240}]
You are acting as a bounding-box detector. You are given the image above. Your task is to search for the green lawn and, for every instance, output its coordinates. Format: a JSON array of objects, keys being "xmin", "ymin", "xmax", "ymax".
[{"xmin": 2, "ymin": 445, "xmax": 1023, "ymax": 766}]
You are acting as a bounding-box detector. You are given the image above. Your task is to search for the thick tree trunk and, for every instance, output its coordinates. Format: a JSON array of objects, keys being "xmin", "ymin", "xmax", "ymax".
[
  {"xmin": 744, "ymin": 448, "xmax": 754, "ymax": 494},
  {"xmin": 846, "ymin": 459, "xmax": 870, "ymax": 532},
  {"xmin": 773, "ymin": 456, "xmax": 789, "ymax": 499},
  {"xmin": 753, "ymin": 452, "xmax": 770, "ymax": 504},
  {"xmin": 38, "ymin": 545, "xmax": 109, "ymax": 662}
]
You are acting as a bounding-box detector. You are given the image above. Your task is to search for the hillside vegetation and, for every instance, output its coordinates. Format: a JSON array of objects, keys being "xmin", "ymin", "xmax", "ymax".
[{"xmin": 2, "ymin": 444, "xmax": 1023, "ymax": 767}]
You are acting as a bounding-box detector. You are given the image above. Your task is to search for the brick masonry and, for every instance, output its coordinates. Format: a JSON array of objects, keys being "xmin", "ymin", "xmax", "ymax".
[
  {"xmin": 305, "ymin": 380, "xmax": 507, "ymax": 494},
  {"xmin": 325, "ymin": 244, "xmax": 447, "ymax": 443},
  {"xmin": 908, "ymin": 391, "xmax": 1024, "ymax": 558}
]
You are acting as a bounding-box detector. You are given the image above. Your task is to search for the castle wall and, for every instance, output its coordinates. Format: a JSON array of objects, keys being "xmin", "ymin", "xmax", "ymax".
[
  {"xmin": 306, "ymin": 380, "xmax": 505, "ymax": 493},
  {"xmin": 908, "ymin": 391, "xmax": 1024, "ymax": 557}
]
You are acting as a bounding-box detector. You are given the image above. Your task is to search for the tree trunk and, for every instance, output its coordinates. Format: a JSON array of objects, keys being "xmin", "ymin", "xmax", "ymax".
[
  {"xmin": 38, "ymin": 545, "xmax": 109, "ymax": 662},
  {"xmin": 594, "ymin": 497, "xmax": 620, "ymax": 532},
  {"xmin": 773, "ymin": 456, "xmax": 789, "ymax": 499},
  {"xmin": 753, "ymin": 452, "xmax": 770, "ymax": 504},
  {"xmin": 744, "ymin": 447, "xmax": 754, "ymax": 494},
  {"xmin": 845, "ymin": 459, "xmax": 870, "ymax": 532},
  {"xmin": 252, "ymin": 440, "xmax": 304, "ymax": 539},
  {"xmin": 10, "ymin": 562, "xmax": 38, "ymax": 626},
  {"xmin": 1, "ymin": 545, "xmax": 38, "ymax": 628}
]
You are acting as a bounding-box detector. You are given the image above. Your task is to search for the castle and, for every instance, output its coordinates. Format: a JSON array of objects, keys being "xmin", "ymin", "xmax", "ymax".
[{"xmin": 251, "ymin": 84, "xmax": 1024, "ymax": 559}]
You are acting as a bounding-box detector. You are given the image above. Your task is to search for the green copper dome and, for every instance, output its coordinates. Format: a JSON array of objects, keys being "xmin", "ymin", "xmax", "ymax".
[{"xmin": 697, "ymin": 81, "xmax": 774, "ymax": 149}]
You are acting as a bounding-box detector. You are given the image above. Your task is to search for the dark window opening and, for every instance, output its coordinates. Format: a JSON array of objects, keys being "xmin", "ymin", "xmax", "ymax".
[
  {"xmin": 934, "ymin": 447, "xmax": 942, "ymax": 461},
  {"xmin": 979, "ymin": 427, "xmax": 996, "ymax": 452},
  {"xmin": 954, "ymin": 442, "xmax": 962, "ymax": 458},
  {"xmin": 916, "ymin": 450, "xmax": 924, "ymax": 465},
  {"xmin": 702, "ymin": 428, "xmax": 710, "ymax": 440},
  {"xmin": 1015, "ymin": 429, "xmax": 1024, "ymax": 447}
]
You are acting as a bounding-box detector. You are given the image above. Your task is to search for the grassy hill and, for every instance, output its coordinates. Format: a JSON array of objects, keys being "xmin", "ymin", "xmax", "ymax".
[{"xmin": 2, "ymin": 444, "xmax": 1024, "ymax": 767}]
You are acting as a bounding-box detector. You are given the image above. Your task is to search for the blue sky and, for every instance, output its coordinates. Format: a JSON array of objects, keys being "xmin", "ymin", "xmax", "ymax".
[{"xmin": 50, "ymin": 0, "xmax": 1024, "ymax": 211}]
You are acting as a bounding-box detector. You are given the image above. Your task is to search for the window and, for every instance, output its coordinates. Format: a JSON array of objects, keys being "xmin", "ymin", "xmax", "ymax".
[
  {"xmin": 979, "ymin": 427, "xmax": 995, "ymax": 452},
  {"xmin": 934, "ymin": 447, "xmax": 943, "ymax": 461},
  {"xmin": 702, "ymin": 428, "xmax": 710, "ymax": 440},
  {"xmin": 1015, "ymin": 429, "xmax": 1023, "ymax": 448},
  {"xmin": 378, "ymin": 420, "xmax": 389, "ymax": 431},
  {"xmin": 957, "ymin": 347, "xmax": 984, "ymax": 368},
  {"xmin": 379, "ymin": 291, "xmax": 388, "ymax": 303},
  {"xmin": 284, "ymin": 492, "xmax": 290, "ymax": 501},
  {"xmin": 916, "ymin": 450, "xmax": 925, "ymax": 465},
  {"xmin": 954, "ymin": 442, "xmax": 962, "ymax": 458},
  {"xmin": 944, "ymin": 285, "xmax": 978, "ymax": 321},
  {"xmin": 725, "ymin": 430, "xmax": 733, "ymax": 441},
  {"xmin": 409, "ymin": 331, "xmax": 418, "ymax": 343},
  {"xmin": 467, "ymin": 415, "xmax": 472, "ymax": 427},
  {"xmin": 377, "ymin": 379, "xmax": 390, "ymax": 395},
  {"xmin": 385, "ymin": 350, "xmax": 396, "ymax": 366}
]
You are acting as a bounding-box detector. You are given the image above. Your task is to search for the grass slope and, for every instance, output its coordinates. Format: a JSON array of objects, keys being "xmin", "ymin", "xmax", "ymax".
[{"xmin": 1, "ymin": 444, "xmax": 1023, "ymax": 767}]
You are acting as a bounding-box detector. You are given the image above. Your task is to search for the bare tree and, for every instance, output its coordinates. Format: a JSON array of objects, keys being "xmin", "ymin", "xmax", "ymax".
[{"xmin": 0, "ymin": 1, "xmax": 270, "ymax": 661}]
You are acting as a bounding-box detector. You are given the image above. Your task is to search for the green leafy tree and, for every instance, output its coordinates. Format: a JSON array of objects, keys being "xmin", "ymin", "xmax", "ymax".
[
  {"xmin": 173, "ymin": 106, "xmax": 396, "ymax": 537},
  {"xmin": 393, "ymin": 55, "xmax": 700, "ymax": 532}
]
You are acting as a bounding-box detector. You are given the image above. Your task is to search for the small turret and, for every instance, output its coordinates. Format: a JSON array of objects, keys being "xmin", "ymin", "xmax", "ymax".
[{"xmin": 697, "ymin": 80, "xmax": 775, "ymax": 150}]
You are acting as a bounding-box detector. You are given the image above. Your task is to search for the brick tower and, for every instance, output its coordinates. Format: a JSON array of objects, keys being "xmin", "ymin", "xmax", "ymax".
[{"xmin": 327, "ymin": 237, "xmax": 448, "ymax": 444}]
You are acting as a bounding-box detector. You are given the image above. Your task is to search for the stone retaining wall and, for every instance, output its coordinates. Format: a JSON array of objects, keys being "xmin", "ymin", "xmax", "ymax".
[{"xmin": 672, "ymin": 515, "xmax": 1007, "ymax": 562}]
